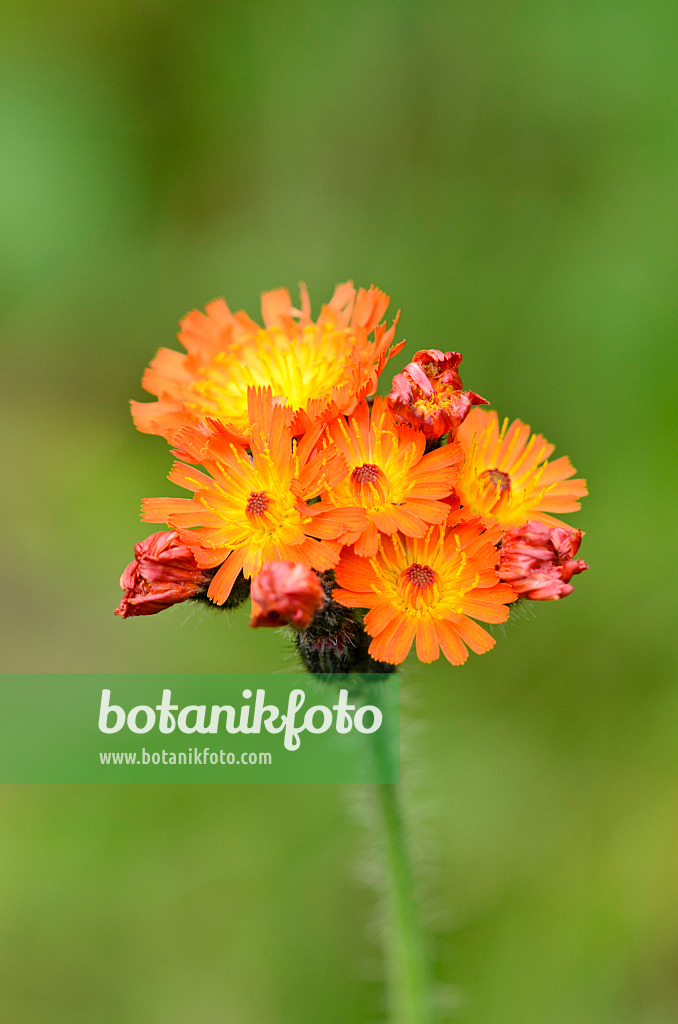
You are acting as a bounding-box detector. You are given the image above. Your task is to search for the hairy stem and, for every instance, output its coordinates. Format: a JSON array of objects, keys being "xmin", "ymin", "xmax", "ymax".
[{"xmin": 369, "ymin": 689, "xmax": 433, "ymax": 1024}]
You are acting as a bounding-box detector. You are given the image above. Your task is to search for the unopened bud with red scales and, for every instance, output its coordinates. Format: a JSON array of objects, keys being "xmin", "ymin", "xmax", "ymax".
[
  {"xmin": 115, "ymin": 531, "xmax": 213, "ymax": 618},
  {"xmin": 498, "ymin": 521, "xmax": 588, "ymax": 600},
  {"xmin": 250, "ymin": 561, "xmax": 325, "ymax": 629}
]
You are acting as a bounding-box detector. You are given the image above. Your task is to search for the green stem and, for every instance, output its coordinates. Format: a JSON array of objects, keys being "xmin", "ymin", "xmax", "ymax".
[{"xmin": 368, "ymin": 689, "xmax": 433, "ymax": 1024}]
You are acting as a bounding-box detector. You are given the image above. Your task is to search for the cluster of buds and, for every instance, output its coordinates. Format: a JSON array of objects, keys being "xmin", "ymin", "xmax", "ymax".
[{"xmin": 116, "ymin": 282, "xmax": 589, "ymax": 672}]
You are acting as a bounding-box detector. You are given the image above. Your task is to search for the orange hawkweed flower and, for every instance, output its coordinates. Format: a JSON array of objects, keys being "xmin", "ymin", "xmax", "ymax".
[
  {"xmin": 333, "ymin": 518, "xmax": 517, "ymax": 665},
  {"xmin": 322, "ymin": 397, "xmax": 464, "ymax": 557},
  {"xmin": 131, "ymin": 282, "xmax": 404, "ymax": 440},
  {"xmin": 141, "ymin": 389, "xmax": 366, "ymax": 605},
  {"xmin": 455, "ymin": 408, "xmax": 588, "ymax": 529}
]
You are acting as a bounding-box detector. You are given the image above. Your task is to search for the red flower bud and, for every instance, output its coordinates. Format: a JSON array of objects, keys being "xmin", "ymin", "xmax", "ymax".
[
  {"xmin": 498, "ymin": 521, "xmax": 588, "ymax": 600},
  {"xmin": 387, "ymin": 349, "xmax": 488, "ymax": 439},
  {"xmin": 115, "ymin": 531, "xmax": 211, "ymax": 617},
  {"xmin": 250, "ymin": 561, "xmax": 325, "ymax": 629}
]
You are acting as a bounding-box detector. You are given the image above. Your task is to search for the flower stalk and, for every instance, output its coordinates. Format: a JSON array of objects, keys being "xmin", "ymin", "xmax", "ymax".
[
  {"xmin": 368, "ymin": 681, "xmax": 433, "ymax": 1024},
  {"xmin": 375, "ymin": 780, "xmax": 433, "ymax": 1024}
]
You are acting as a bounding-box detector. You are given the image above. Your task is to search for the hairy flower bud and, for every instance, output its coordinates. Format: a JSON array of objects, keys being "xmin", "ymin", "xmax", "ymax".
[
  {"xmin": 115, "ymin": 531, "xmax": 212, "ymax": 618},
  {"xmin": 498, "ymin": 521, "xmax": 588, "ymax": 600},
  {"xmin": 387, "ymin": 349, "xmax": 488, "ymax": 439},
  {"xmin": 293, "ymin": 572, "xmax": 396, "ymax": 675},
  {"xmin": 250, "ymin": 561, "xmax": 325, "ymax": 629}
]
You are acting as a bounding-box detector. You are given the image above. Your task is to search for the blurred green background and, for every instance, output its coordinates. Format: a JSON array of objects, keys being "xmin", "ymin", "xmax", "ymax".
[{"xmin": 1, "ymin": 0, "xmax": 677, "ymax": 1020}]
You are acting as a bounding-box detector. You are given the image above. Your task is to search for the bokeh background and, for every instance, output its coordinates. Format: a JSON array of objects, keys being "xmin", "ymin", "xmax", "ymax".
[{"xmin": 1, "ymin": 1, "xmax": 677, "ymax": 1021}]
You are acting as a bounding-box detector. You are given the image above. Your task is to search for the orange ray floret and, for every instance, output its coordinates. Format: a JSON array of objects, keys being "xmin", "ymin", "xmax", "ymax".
[
  {"xmin": 333, "ymin": 518, "xmax": 517, "ymax": 666},
  {"xmin": 455, "ymin": 407, "xmax": 588, "ymax": 529},
  {"xmin": 321, "ymin": 397, "xmax": 464, "ymax": 557},
  {"xmin": 131, "ymin": 282, "xmax": 404, "ymax": 441},
  {"xmin": 141, "ymin": 389, "xmax": 366, "ymax": 604}
]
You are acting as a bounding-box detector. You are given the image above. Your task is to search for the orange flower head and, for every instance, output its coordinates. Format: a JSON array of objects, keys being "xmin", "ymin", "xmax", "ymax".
[
  {"xmin": 250, "ymin": 561, "xmax": 325, "ymax": 629},
  {"xmin": 141, "ymin": 388, "xmax": 367, "ymax": 605},
  {"xmin": 333, "ymin": 518, "xmax": 517, "ymax": 665},
  {"xmin": 321, "ymin": 396, "xmax": 464, "ymax": 557},
  {"xmin": 387, "ymin": 349, "xmax": 488, "ymax": 439},
  {"xmin": 455, "ymin": 407, "xmax": 588, "ymax": 529},
  {"xmin": 131, "ymin": 282, "xmax": 404, "ymax": 441}
]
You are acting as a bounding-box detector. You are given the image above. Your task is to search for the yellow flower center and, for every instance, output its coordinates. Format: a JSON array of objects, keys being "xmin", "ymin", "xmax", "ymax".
[
  {"xmin": 404, "ymin": 563, "xmax": 436, "ymax": 588},
  {"xmin": 246, "ymin": 491, "xmax": 270, "ymax": 516},
  {"xmin": 481, "ymin": 468, "xmax": 511, "ymax": 492},
  {"xmin": 351, "ymin": 463, "xmax": 380, "ymax": 484},
  {"xmin": 396, "ymin": 560, "xmax": 441, "ymax": 611},
  {"xmin": 349, "ymin": 463, "xmax": 390, "ymax": 505},
  {"xmin": 186, "ymin": 324, "xmax": 357, "ymax": 432}
]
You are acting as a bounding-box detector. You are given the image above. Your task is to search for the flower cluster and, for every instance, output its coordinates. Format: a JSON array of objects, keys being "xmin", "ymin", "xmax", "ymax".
[{"xmin": 117, "ymin": 283, "xmax": 588, "ymax": 670}]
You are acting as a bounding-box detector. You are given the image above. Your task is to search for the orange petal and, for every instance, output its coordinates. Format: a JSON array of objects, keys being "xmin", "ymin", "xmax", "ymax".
[
  {"xmin": 389, "ymin": 505, "xmax": 430, "ymax": 536},
  {"xmin": 142, "ymin": 497, "xmax": 196, "ymax": 523},
  {"xmin": 456, "ymin": 595, "xmax": 512, "ymax": 623},
  {"xmin": 364, "ymin": 602, "xmax": 400, "ymax": 636},
  {"xmin": 449, "ymin": 615, "xmax": 495, "ymax": 655},
  {"xmin": 335, "ymin": 549, "xmax": 380, "ymax": 591},
  {"xmin": 260, "ymin": 288, "xmax": 293, "ymax": 328},
  {"xmin": 207, "ymin": 549, "xmax": 246, "ymax": 604},
  {"xmin": 168, "ymin": 462, "xmax": 215, "ymax": 493},
  {"xmin": 350, "ymin": 286, "xmax": 390, "ymax": 332},
  {"xmin": 371, "ymin": 507, "xmax": 402, "ymax": 533},
  {"xmin": 354, "ymin": 520, "xmax": 380, "ymax": 557},
  {"xmin": 369, "ymin": 615, "xmax": 416, "ymax": 665},
  {"xmin": 131, "ymin": 399, "xmax": 186, "ymax": 437},
  {"xmin": 416, "ymin": 617, "xmax": 439, "ymax": 662},
  {"xmin": 332, "ymin": 588, "xmax": 382, "ymax": 609},
  {"xmin": 434, "ymin": 619, "xmax": 468, "ymax": 666}
]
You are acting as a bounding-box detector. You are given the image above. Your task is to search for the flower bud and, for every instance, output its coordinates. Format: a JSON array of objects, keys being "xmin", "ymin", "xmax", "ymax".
[
  {"xmin": 250, "ymin": 561, "xmax": 325, "ymax": 629},
  {"xmin": 387, "ymin": 349, "xmax": 488, "ymax": 439},
  {"xmin": 115, "ymin": 531, "xmax": 211, "ymax": 617},
  {"xmin": 498, "ymin": 521, "xmax": 588, "ymax": 600},
  {"xmin": 291, "ymin": 572, "xmax": 396, "ymax": 675}
]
